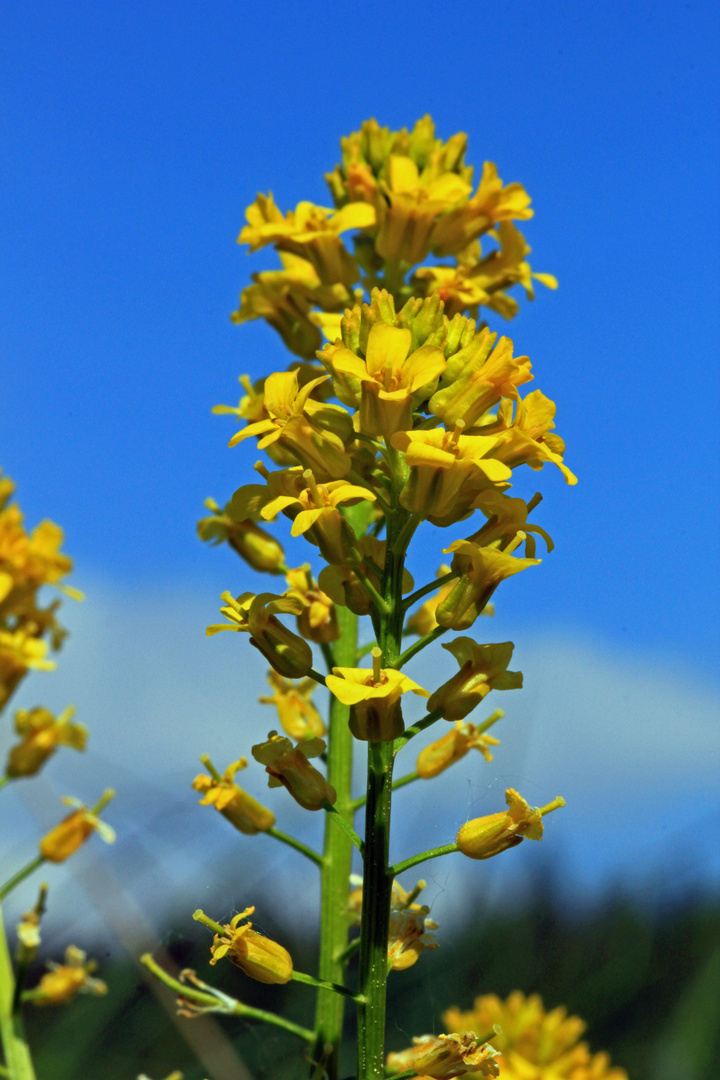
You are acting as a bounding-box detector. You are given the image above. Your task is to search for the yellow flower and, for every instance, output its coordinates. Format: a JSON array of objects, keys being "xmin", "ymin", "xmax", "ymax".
[
  {"xmin": 488, "ymin": 390, "xmax": 577, "ymax": 485},
  {"xmin": 31, "ymin": 946, "xmax": 106, "ymax": 1006},
  {"xmin": 228, "ymin": 368, "xmax": 353, "ymax": 481},
  {"xmin": 429, "ymin": 331, "xmax": 533, "ymax": 431},
  {"xmin": 443, "ymin": 992, "xmax": 628, "ymax": 1080},
  {"xmin": 193, "ymin": 758, "xmax": 275, "ymax": 835},
  {"xmin": 319, "ymin": 535, "xmax": 414, "ymax": 617},
  {"xmin": 197, "ymin": 498, "xmax": 285, "ymax": 575},
  {"xmin": 456, "ymin": 789, "xmax": 565, "ymax": 860},
  {"xmin": 348, "ymin": 876, "xmax": 439, "ymax": 971},
  {"xmin": 326, "ymin": 651, "xmax": 430, "ymax": 741},
  {"xmin": 416, "ymin": 714, "xmax": 502, "ymax": 779},
  {"xmin": 431, "ymin": 161, "xmax": 533, "ymax": 257},
  {"xmin": 284, "ymin": 564, "xmax": 339, "ymax": 644},
  {"xmin": 5, "ymin": 705, "xmax": 87, "ymax": 778},
  {"xmin": 239, "ymin": 193, "xmax": 375, "ymax": 286},
  {"xmin": 251, "ymin": 731, "xmax": 336, "ymax": 810},
  {"xmin": 206, "ymin": 591, "xmax": 312, "ymax": 679},
  {"xmin": 39, "ymin": 791, "xmax": 115, "ymax": 863},
  {"xmin": 235, "ymin": 467, "xmax": 374, "ymax": 566},
  {"xmin": 207, "ymin": 905, "xmax": 293, "ymax": 985},
  {"xmin": 386, "ymin": 1032, "xmax": 501, "ymax": 1078},
  {"xmin": 0, "ymin": 630, "xmax": 55, "ymax": 710},
  {"xmin": 259, "ymin": 670, "xmax": 326, "ymax": 740},
  {"xmin": 391, "ymin": 425, "xmax": 511, "ymax": 523},
  {"xmin": 321, "ymin": 321, "xmax": 446, "ymax": 441},
  {"xmin": 469, "ymin": 491, "xmax": 553, "ymax": 560},
  {"xmin": 427, "ymin": 640, "xmax": 522, "ymax": 721},
  {"xmin": 436, "ymin": 540, "xmax": 540, "ymax": 631}
]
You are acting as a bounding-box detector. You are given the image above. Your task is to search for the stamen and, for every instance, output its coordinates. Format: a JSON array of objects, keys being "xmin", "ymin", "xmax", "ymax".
[
  {"xmin": 254, "ymin": 460, "xmax": 271, "ymax": 480},
  {"xmin": 371, "ymin": 647, "xmax": 383, "ymax": 684},
  {"xmin": 504, "ymin": 531, "xmax": 526, "ymax": 556},
  {"xmin": 398, "ymin": 880, "xmax": 426, "ymax": 908},
  {"xmin": 448, "ymin": 418, "xmax": 466, "ymax": 449},
  {"xmin": 539, "ymin": 796, "xmax": 566, "ymax": 816},
  {"xmin": 526, "ymin": 492, "xmax": 543, "ymax": 513},
  {"xmin": 303, "ymin": 468, "xmax": 324, "ymax": 507}
]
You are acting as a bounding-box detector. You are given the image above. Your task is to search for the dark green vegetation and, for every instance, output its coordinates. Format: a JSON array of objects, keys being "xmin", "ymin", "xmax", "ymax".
[{"xmin": 25, "ymin": 888, "xmax": 720, "ymax": 1080}]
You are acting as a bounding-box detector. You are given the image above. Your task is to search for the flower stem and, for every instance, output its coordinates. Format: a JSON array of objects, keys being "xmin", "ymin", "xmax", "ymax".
[
  {"xmin": 140, "ymin": 953, "xmax": 316, "ymax": 1043},
  {"xmin": 266, "ymin": 827, "xmax": 325, "ymax": 868},
  {"xmin": 0, "ymin": 857, "xmax": 45, "ymax": 903},
  {"xmin": 392, "ymin": 625, "xmax": 448, "ymax": 670},
  {"xmin": 389, "ymin": 842, "xmax": 459, "ymax": 878},
  {"xmin": 292, "ymin": 970, "xmax": 362, "ymax": 1001},
  {"xmin": 402, "ymin": 570, "xmax": 457, "ymax": 612},
  {"xmin": 323, "ymin": 802, "xmax": 365, "ymax": 855},
  {"xmin": 313, "ymin": 601, "xmax": 358, "ymax": 1080},
  {"xmin": 393, "ymin": 709, "xmax": 444, "ymax": 754},
  {"xmin": 0, "ymin": 903, "xmax": 36, "ymax": 1080}
]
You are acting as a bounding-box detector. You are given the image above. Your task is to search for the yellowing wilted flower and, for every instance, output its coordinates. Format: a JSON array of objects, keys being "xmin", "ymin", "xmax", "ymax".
[
  {"xmin": 228, "ymin": 369, "xmax": 353, "ymax": 481},
  {"xmin": 39, "ymin": 791, "xmax": 115, "ymax": 863},
  {"xmin": 206, "ymin": 905, "xmax": 293, "ymax": 985},
  {"xmin": 387, "ymin": 903, "xmax": 439, "ymax": 971},
  {"xmin": 5, "ymin": 705, "xmax": 87, "ymax": 778},
  {"xmin": 457, "ymin": 789, "xmax": 565, "ymax": 860},
  {"xmin": 252, "ymin": 732, "xmax": 336, "ymax": 810},
  {"xmin": 259, "ymin": 670, "xmax": 326, "ymax": 740},
  {"xmin": 437, "ymin": 540, "xmax": 540, "ymax": 631},
  {"xmin": 206, "ymin": 591, "xmax": 312, "ymax": 679},
  {"xmin": 387, "ymin": 1032, "xmax": 501, "ymax": 1078},
  {"xmin": 443, "ymin": 992, "xmax": 628, "ymax": 1080},
  {"xmin": 416, "ymin": 714, "xmax": 503, "ymax": 779},
  {"xmin": 427, "ymin": 640, "xmax": 522, "ymax": 721},
  {"xmin": 30, "ymin": 945, "xmax": 107, "ymax": 1006},
  {"xmin": 321, "ymin": 321, "xmax": 446, "ymax": 441},
  {"xmin": 284, "ymin": 564, "xmax": 339, "ymax": 643},
  {"xmin": 197, "ymin": 498, "xmax": 285, "ymax": 574},
  {"xmin": 326, "ymin": 651, "xmax": 430, "ymax": 741},
  {"xmin": 193, "ymin": 758, "xmax": 275, "ymax": 835}
]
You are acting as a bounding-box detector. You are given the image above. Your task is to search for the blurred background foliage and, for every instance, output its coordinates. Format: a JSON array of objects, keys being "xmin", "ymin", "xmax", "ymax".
[{"xmin": 23, "ymin": 879, "xmax": 720, "ymax": 1080}]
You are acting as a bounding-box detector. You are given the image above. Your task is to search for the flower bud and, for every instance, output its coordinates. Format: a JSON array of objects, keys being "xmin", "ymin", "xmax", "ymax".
[
  {"xmin": 39, "ymin": 792, "xmax": 115, "ymax": 863},
  {"xmin": 251, "ymin": 732, "xmax": 336, "ymax": 810},
  {"xmin": 6, "ymin": 706, "xmax": 86, "ymax": 778},
  {"xmin": 427, "ymin": 640, "xmax": 521, "ymax": 721}
]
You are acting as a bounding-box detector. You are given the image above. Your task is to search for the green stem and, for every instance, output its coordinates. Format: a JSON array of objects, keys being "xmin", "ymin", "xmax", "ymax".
[
  {"xmin": 392, "ymin": 625, "xmax": 448, "ymax": 670},
  {"xmin": 350, "ymin": 565, "xmax": 390, "ymax": 615},
  {"xmin": 266, "ymin": 827, "xmax": 325, "ymax": 868},
  {"xmin": 140, "ymin": 953, "xmax": 315, "ymax": 1043},
  {"xmin": 307, "ymin": 668, "xmax": 328, "ymax": 687},
  {"xmin": 0, "ymin": 903, "xmax": 36, "ymax": 1080},
  {"xmin": 389, "ymin": 843, "xmax": 459, "ymax": 878},
  {"xmin": 402, "ymin": 570, "xmax": 457, "ymax": 612},
  {"xmin": 393, "ymin": 709, "xmax": 444, "ymax": 754},
  {"xmin": 292, "ymin": 970, "xmax": 361, "ymax": 1001},
  {"xmin": 323, "ymin": 802, "xmax": 364, "ymax": 855},
  {"xmin": 0, "ymin": 857, "xmax": 45, "ymax": 903},
  {"xmin": 351, "ymin": 771, "xmax": 419, "ymax": 814},
  {"xmin": 0, "ymin": 778, "xmax": 9, "ymax": 792},
  {"xmin": 313, "ymin": 602, "xmax": 358, "ymax": 1080}
]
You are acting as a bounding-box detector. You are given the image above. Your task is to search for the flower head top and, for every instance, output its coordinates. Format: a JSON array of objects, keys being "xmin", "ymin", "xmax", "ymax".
[{"xmin": 251, "ymin": 731, "xmax": 336, "ymax": 810}]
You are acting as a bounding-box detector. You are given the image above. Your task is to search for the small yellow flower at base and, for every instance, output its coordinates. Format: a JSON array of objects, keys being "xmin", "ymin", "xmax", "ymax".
[
  {"xmin": 208, "ymin": 906, "xmax": 293, "ymax": 985},
  {"xmin": 31, "ymin": 946, "xmax": 107, "ymax": 1006},
  {"xmin": 193, "ymin": 758, "xmax": 275, "ymax": 835},
  {"xmin": 39, "ymin": 792, "xmax": 116, "ymax": 863},
  {"xmin": 456, "ymin": 789, "xmax": 565, "ymax": 860},
  {"xmin": 259, "ymin": 670, "xmax": 326, "ymax": 740},
  {"xmin": 387, "ymin": 904, "xmax": 439, "ymax": 971},
  {"xmin": 443, "ymin": 991, "xmax": 628, "ymax": 1080},
  {"xmin": 416, "ymin": 714, "xmax": 503, "ymax": 779},
  {"xmin": 251, "ymin": 732, "xmax": 336, "ymax": 810},
  {"xmin": 326, "ymin": 651, "xmax": 430, "ymax": 741},
  {"xmin": 6, "ymin": 705, "xmax": 87, "ymax": 778},
  {"xmin": 437, "ymin": 541, "xmax": 540, "ymax": 632},
  {"xmin": 387, "ymin": 1032, "xmax": 501, "ymax": 1078}
]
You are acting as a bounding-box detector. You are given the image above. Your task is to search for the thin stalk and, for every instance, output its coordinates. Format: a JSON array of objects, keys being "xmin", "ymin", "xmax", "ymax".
[
  {"xmin": 313, "ymin": 602, "xmax": 358, "ymax": 1080},
  {"xmin": 392, "ymin": 625, "xmax": 448, "ymax": 670},
  {"xmin": 0, "ymin": 903, "xmax": 36, "ymax": 1080},
  {"xmin": 0, "ymin": 857, "xmax": 44, "ymax": 903},
  {"xmin": 402, "ymin": 570, "xmax": 457, "ymax": 612},
  {"xmin": 140, "ymin": 953, "xmax": 315, "ymax": 1043},
  {"xmin": 390, "ymin": 842, "xmax": 459, "ymax": 878},
  {"xmin": 393, "ymin": 709, "xmax": 444, "ymax": 754},
  {"xmin": 266, "ymin": 827, "xmax": 325, "ymax": 868},
  {"xmin": 292, "ymin": 970, "xmax": 362, "ymax": 1000},
  {"xmin": 323, "ymin": 803, "xmax": 364, "ymax": 855}
]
